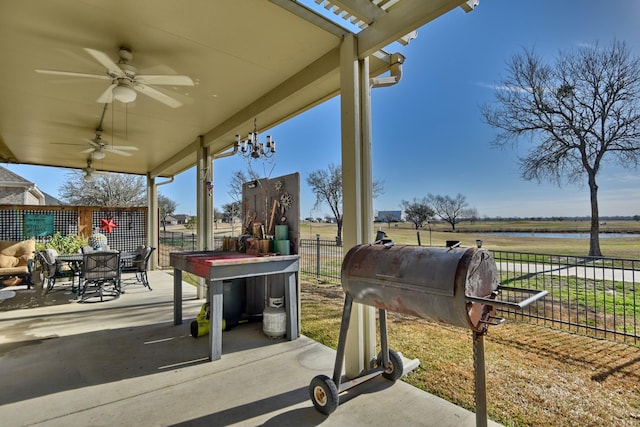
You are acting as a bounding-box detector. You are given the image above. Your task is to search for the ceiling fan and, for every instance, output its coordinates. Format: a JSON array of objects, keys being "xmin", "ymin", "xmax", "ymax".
[
  {"xmin": 36, "ymin": 47, "xmax": 194, "ymax": 108},
  {"xmin": 81, "ymin": 130, "xmax": 138, "ymax": 159}
]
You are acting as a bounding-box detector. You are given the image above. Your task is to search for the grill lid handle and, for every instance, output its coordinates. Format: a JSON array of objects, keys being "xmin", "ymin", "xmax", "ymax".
[{"xmin": 466, "ymin": 286, "xmax": 548, "ymax": 310}]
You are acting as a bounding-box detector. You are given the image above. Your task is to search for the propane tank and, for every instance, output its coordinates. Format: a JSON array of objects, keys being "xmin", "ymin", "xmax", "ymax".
[{"xmin": 262, "ymin": 297, "xmax": 286, "ymax": 339}]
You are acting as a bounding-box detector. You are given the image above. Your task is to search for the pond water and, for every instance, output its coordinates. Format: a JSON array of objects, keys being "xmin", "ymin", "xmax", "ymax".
[{"xmin": 481, "ymin": 232, "xmax": 637, "ymax": 239}]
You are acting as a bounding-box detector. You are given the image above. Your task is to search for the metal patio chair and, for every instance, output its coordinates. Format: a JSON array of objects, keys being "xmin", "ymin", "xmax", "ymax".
[
  {"xmin": 35, "ymin": 248, "xmax": 82, "ymax": 294},
  {"xmin": 79, "ymin": 250, "xmax": 121, "ymax": 302},
  {"xmin": 127, "ymin": 245, "xmax": 155, "ymax": 290}
]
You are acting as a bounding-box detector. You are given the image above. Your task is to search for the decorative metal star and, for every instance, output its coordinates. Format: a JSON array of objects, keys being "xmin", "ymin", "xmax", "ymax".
[{"xmin": 100, "ymin": 217, "xmax": 119, "ymax": 234}]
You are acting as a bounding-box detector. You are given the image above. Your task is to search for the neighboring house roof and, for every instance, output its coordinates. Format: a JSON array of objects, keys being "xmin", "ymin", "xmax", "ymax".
[
  {"xmin": 0, "ymin": 165, "xmax": 46, "ymax": 205},
  {"xmin": 0, "ymin": 165, "xmax": 31, "ymax": 184},
  {"xmin": 43, "ymin": 192, "xmax": 64, "ymax": 205},
  {"xmin": 173, "ymin": 214, "xmax": 190, "ymax": 220}
]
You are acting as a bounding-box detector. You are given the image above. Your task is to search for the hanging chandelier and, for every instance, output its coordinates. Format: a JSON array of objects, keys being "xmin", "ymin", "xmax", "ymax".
[{"xmin": 235, "ymin": 119, "xmax": 276, "ymax": 160}]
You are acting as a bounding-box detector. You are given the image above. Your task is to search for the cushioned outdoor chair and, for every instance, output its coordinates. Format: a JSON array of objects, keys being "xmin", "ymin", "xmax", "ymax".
[
  {"xmin": 0, "ymin": 239, "xmax": 35, "ymax": 288},
  {"xmin": 79, "ymin": 250, "xmax": 121, "ymax": 302},
  {"xmin": 35, "ymin": 249, "xmax": 59, "ymax": 293},
  {"xmin": 37, "ymin": 249, "xmax": 82, "ymax": 293}
]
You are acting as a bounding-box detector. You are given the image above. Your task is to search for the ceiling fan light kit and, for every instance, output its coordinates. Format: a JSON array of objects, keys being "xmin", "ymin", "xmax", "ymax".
[
  {"xmin": 112, "ymin": 85, "xmax": 137, "ymax": 103},
  {"xmin": 91, "ymin": 149, "xmax": 106, "ymax": 160}
]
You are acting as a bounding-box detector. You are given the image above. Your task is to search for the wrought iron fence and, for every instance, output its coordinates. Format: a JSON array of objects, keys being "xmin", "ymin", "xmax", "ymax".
[
  {"xmin": 157, "ymin": 231, "xmax": 222, "ymax": 266},
  {"xmin": 492, "ymin": 250, "xmax": 639, "ymax": 345},
  {"xmin": 299, "ymin": 236, "xmax": 343, "ymax": 282},
  {"xmin": 158, "ymin": 233, "xmax": 639, "ymax": 345},
  {"xmin": 297, "ymin": 239, "xmax": 639, "ymax": 345}
]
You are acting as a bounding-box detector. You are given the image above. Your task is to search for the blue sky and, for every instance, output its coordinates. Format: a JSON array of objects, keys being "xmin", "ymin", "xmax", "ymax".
[{"xmin": 4, "ymin": 0, "xmax": 640, "ymax": 219}]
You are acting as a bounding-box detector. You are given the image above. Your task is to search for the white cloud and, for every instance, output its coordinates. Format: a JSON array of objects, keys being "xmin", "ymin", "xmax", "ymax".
[{"xmin": 476, "ymin": 82, "xmax": 529, "ymax": 93}]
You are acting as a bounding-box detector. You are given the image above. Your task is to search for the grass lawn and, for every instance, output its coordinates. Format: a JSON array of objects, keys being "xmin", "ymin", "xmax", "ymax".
[{"xmin": 301, "ymin": 281, "xmax": 640, "ymax": 427}]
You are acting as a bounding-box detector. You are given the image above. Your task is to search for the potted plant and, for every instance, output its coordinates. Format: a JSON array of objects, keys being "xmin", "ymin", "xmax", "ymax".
[
  {"xmin": 34, "ymin": 233, "xmax": 89, "ymax": 285},
  {"xmin": 35, "ymin": 232, "xmax": 88, "ymax": 254}
]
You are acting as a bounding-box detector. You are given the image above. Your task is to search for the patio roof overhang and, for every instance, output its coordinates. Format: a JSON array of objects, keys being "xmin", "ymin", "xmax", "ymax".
[{"xmin": 0, "ymin": 0, "xmax": 477, "ymax": 179}]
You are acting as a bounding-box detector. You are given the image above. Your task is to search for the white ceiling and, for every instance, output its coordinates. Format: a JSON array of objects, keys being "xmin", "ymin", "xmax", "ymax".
[{"xmin": 0, "ymin": 0, "xmax": 475, "ymax": 178}]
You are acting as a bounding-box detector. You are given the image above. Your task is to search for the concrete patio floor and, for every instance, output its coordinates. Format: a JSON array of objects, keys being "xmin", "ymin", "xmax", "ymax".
[{"xmin": 0, "ymin": 270, "xmax": 502, "ymax": 426}]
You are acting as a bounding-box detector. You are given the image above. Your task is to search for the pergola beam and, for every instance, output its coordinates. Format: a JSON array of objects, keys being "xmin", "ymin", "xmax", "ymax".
[
  {"xmin": 357, "ymin": 0, "xmax": 472, "ymax": 58},
  {"xmin": 326, "ymin": 0, "xmax": 385, "ymax": 25}
]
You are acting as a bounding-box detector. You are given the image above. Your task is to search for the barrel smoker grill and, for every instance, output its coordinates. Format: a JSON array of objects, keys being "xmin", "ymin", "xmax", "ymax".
[{"xmin": 309, "ymin": 244, "xmax": 547, "ymax": 426}]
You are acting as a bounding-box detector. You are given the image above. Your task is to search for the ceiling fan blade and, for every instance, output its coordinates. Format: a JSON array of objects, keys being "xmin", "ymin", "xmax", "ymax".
[
  {"xmin": 85, "ymin": 138, "xmax": 102, "ymax": 148},
  {"xmin": 80, "ymin": 148, "xmax": 94, "ymax": 154},
  {"xmin": 134, "ymin": 84, "xmax": 182, "ymax": 108},
  {"xmin": 84, "ymin": 48, "xmax": 124, "ymax": 75},
  {"xmin": 35, "ymin": 69, "xmax": 111, "ymax": 80},
  {"xmin": 105, "ymin": 145, "xmax": 138, "ymax": 151},
  {"xmin": 137, "ymin": 75, "xmax": 194, "ymax": 86},
  {"xmin": 108, "ymin": 148, "xmax": 134, "ymax": 156},
  {"xmin": 96, "ymin": 84, "xmax": 117, "ymax": 103}
]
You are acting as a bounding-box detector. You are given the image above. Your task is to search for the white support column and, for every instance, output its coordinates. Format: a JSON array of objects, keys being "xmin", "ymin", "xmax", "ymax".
[
  {"xmin": 147, "ymin": 175, "xmax": 158, "ymax": 270},
  {"xmin": 196, "ymin": 137, "xmax": 213, "ymax": 299},
  {"xmin": 359, "ymin": 56, "xmax": 377, "ymax": 366},
  {"xmin": 340, "ymin": 34, "xmax": 377, "ymax": 378},
  {"xmin": 341, "ymin": 34, "xmax": 361, "ymax": 254}
]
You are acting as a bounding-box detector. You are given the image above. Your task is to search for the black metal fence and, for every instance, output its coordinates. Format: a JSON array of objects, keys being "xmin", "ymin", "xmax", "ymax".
[
  {"xmin": 297, "ymin": 239, "xmax": 639, "ymax": 345},
  {"xmin": 492, "ymin": 250, "xmax": 639, "ymax": 345},
  {"xmin": 157, "ymin": 233, "xmax": 639, "ymax": 345},
  {"xmin": 299, "ymin": 236, "xmax": 343, "ymax": 282},
  {"xmin": 158, "ymin": 231, "xmax": 224, "ymax": 266}
]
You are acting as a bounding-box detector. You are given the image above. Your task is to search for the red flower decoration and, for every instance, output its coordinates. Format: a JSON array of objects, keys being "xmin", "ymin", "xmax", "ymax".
[{"xmin": 100, "ymin": 217, "xmax": 119, "ymax": 234}]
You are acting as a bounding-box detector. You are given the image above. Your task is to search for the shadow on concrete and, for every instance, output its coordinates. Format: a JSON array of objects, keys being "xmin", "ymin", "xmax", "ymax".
[{"xmin": 0, "ymin": 319, "xmax": 285, "ymax": 405}]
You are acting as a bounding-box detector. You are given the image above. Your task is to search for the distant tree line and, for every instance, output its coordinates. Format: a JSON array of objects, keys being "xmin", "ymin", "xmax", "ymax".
[{"xmin": 399, "ymin": 194, "xmax": 478, "ymax": 232}]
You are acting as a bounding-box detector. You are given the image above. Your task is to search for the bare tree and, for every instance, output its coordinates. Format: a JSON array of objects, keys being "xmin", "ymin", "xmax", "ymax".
[
  {"xmin": 59, "ymin": 171, "xmax": 146, "ymax": 207},
  {"xmin": 381, "ymin": 212, "xmax": 396, "ymax": 229},
  {"xmin": 158, "ymin": 194, "xmax": 177, "ymax": 232},
  {"xmin": 462, "ymin": 207, "xmax": 479, "ymax": 223},
  {"xmin": 228, "ymin": 170, "xmax": 251, "ymax": 202},
  {"xmin": 482, "ymin": 40, "xmax": 640, "ymax": 257},
  {"xmin": 401, "ymin": 198, "xmax": 434, "ymax": 230},
  {"xmin": 228, "ymin": 169, "xmax": 261, "ymax": 235},
  {"xmin": 307, "ymin": 163, "xmax": 383, "ymax": 245},
  {"xmin": 221, "ymin": 201, "xmax": 241, "ymax": 223},
  {"xmin": 427, "ymin": 193, "xmax": 469, "ymax": 231},
  {"xmin": 307, "ymin": 164, "xmax": 343, "ymax": 244}
]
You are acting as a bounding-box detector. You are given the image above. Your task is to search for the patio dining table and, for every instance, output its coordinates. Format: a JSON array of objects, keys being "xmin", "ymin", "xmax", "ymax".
[
  {"xmin": 56, "ymin": 251, "xmax": 138, "ymax": 293},
  {"xmin": 56, "ymin": 250, "xmax": 138, "ymax": 266}
]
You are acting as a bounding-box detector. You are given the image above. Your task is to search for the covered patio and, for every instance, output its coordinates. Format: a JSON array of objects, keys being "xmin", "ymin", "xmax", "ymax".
[
  {"xmin": 0, "ymin": 270, "xmax": 500, "ymax": 426},
  {"xmin": 0, "ymin": 1, "xmax": 502, "ymax": 425}
]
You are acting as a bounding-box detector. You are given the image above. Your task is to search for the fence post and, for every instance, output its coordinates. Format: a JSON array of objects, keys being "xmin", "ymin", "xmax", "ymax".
[
  {"xmin": 191, "ymin": 233, "xmax": 195, "ymax": 251},
  {"xmin": 316, "ymin": 234, "xmax": 321, "ymax": 279}
]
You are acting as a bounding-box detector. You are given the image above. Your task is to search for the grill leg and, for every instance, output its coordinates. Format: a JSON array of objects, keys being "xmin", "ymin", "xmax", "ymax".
[
  {"xmin": 379, "ymin": 308, "xmax": 389, "ymax": 367},
  {"xmin": 332, "ymin": 293, "xmax": 354, "ymax": 388},
  {"xmin": 473, "ymin": 331, "xmax": 487, "ymax": 427}
]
